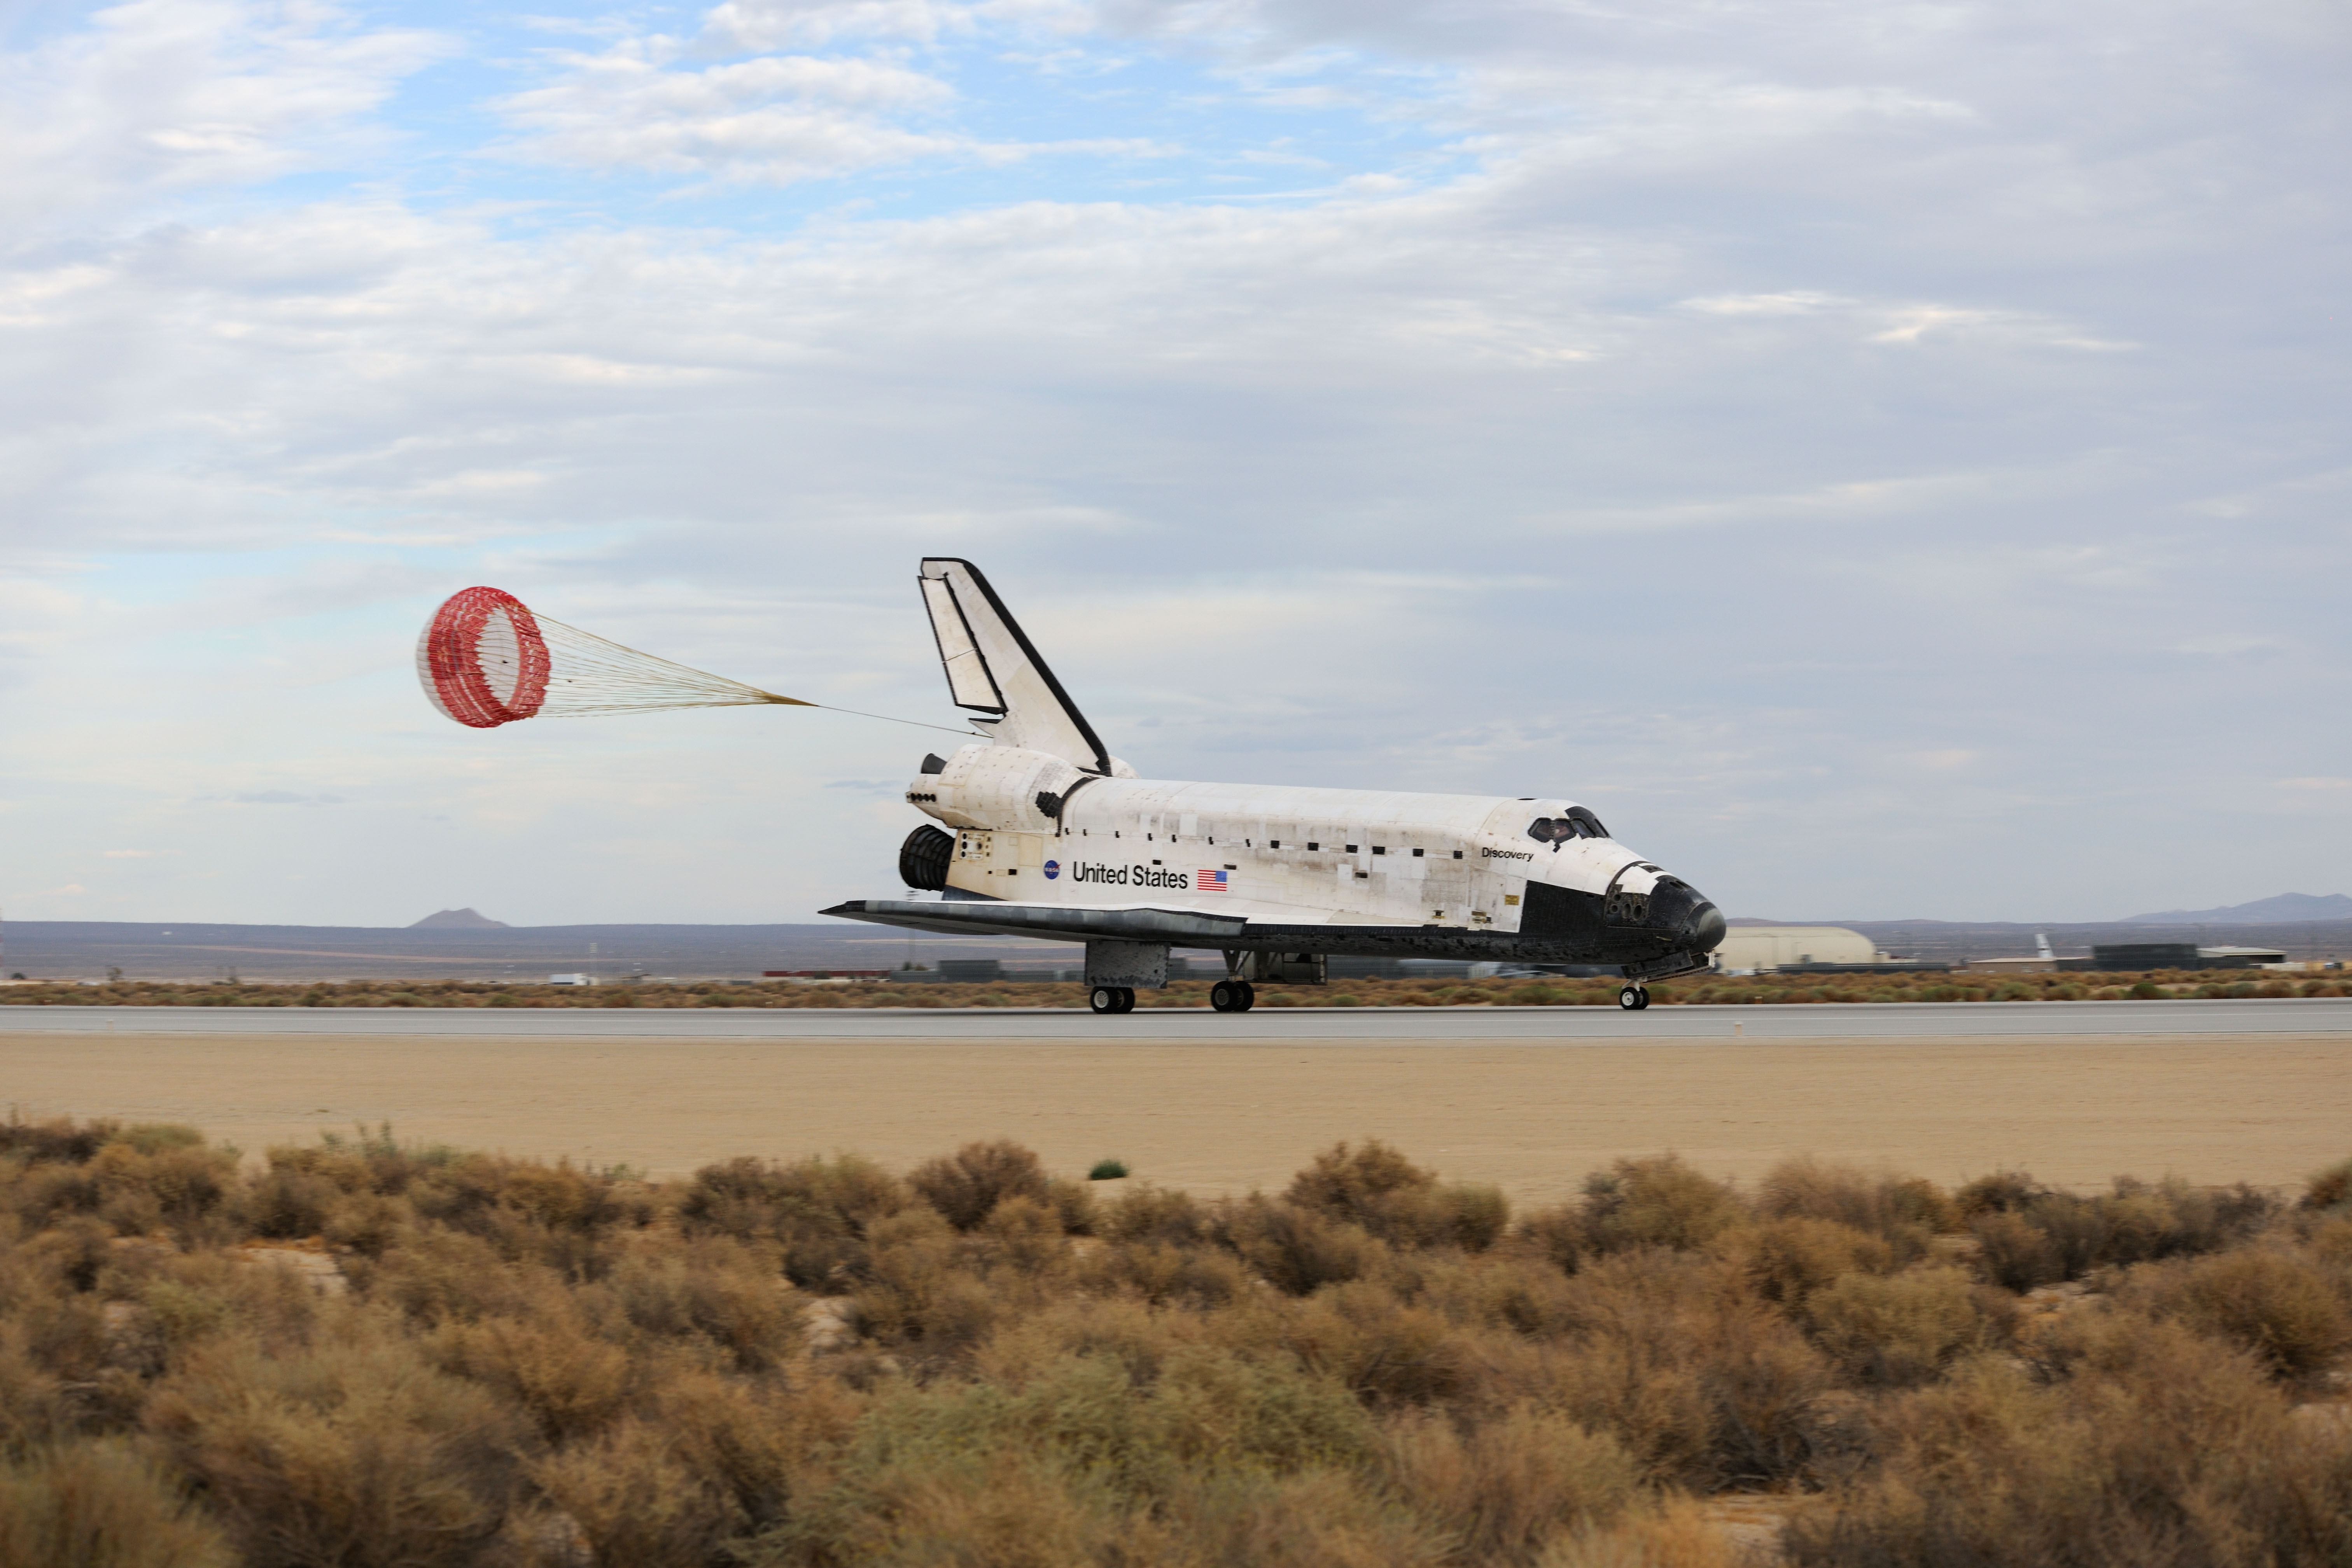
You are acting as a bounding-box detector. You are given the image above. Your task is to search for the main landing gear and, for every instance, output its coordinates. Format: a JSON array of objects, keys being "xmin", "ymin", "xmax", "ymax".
[
  {"xmin": 1209, "ymin": 979, "xmax": 1257, "ymax": 1013},
  {"xmin": 1617, "ymin": 985, "xmax": 1651, "ymax": 1011},
  {"xmin": 1090, "ymin": 986, "xmax": 1136, "ymax": 1015}
]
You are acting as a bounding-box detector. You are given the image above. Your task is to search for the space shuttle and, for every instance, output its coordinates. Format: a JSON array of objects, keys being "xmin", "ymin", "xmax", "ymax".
[{"xmin": 822, "ymin": 559, "xmax": 1727, "ymax": 1014}]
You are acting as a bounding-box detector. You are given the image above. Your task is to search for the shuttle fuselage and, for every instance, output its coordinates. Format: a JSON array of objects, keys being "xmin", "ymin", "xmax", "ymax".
[{"xmin": 821, "ymin": 558, "xmax": 1727, "ymax": 1010}]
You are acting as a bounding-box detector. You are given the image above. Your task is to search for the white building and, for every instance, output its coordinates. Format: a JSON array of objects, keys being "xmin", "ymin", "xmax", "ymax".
[{"xmin": 1712, "ymin": 926, "xmax": 1878, "ymax": 973}]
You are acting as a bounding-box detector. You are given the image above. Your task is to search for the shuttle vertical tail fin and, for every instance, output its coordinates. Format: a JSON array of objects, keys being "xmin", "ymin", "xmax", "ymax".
[{"xmin": 917, "ymin": 558, "xmax": 1117, "ymax": 775}]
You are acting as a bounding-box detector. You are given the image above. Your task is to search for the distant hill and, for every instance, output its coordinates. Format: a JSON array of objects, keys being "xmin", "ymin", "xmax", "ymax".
[
  {"xmin": 408, "ymin": 908, "xmax": 510, "ymax": 929},
  {"xmin": 2120, "ymin": 893, "xmax": 2352, "ymax": 925}
]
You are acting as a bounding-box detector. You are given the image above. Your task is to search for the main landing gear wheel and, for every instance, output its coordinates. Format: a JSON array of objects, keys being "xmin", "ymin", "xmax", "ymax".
[
  {"xmin": 1091, "ymin": 986, "xmax": 1136, "ymax": 1015},
  {"xmin": 1617, "ymin": 985, "xmax": 1650, "ymax": 1011},
  {"xmin": 1210, "ymin": 980, "xmax": 1258, "ymax": 1013}
]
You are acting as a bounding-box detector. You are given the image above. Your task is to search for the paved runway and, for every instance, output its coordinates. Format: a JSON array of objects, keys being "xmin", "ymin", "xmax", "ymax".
[{"xmin": 3, "ymin": 997, "xmax": 2347, "ymax": 1040}]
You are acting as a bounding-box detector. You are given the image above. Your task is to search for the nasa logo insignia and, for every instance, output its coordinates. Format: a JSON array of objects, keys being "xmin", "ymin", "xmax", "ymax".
[{"xmin": 1043, "ymin": 859, "xmax": 1060, "ymax": 880}]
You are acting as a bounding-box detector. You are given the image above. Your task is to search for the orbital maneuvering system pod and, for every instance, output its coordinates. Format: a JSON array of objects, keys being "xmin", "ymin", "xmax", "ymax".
[{"xmin": 822, "ymin": 559, "xmax": 1727, "ymax": 1015}]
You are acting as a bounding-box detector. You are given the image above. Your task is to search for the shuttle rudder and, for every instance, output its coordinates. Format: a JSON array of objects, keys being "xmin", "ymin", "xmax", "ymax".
[{"xmin": 917, "ymin": 559, "xmax": 1115, "ymax": 775}]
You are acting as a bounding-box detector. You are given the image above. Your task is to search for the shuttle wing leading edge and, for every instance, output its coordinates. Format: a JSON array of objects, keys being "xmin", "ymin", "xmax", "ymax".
[
  {"xmin": 918, "ymin": 558, "xmax": 1114, "ymax": 775},
  {"xmin": 822, "ymin": 898, "xmax": 1246, "ymax": 946}
]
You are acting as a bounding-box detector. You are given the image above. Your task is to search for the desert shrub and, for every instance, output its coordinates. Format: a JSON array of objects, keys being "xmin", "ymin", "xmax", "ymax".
[
  {"xmin": 1953, "ymin": 1169, "xmax": 2044, "ymax": 1216},
  {"xmin": 1044, "ymin": 1176, "xmax": 1100, "ymax": 1237},
  {"xmin": 1089, "ymin": 1158, "xmax": 1129, "ymax": 1181},
  {"xmin": 777, "ymin": 1346, "xmax": 1373, "ymax": 1545},
  {"xmin": 1731, "ymin": 1216, "xmax": 1895, "ymax": 1306},
  {"xmin": 597, "ymin": 1237, "xmax": 800, "ymax": 1373},
  {"xmin": 0, "ymin": 1115, "xmax": 120, "ymax": 1166},
  {"xmin": 1530, "ymin": 1251, "xmax": 1832, "ymax": 1488},
  {"xmin": 1512, "ymin": 1202, "xmax": 1590, "ymax": 1274},
  {"xmin": 848, "ymin": 1209, "xmax": 1004, "ymax": 1359},
  {"xmin": 1784, "ymin": 1320, "xmax": 2352, "ymax": 1568},
  {"xmin": 1284, "ymin": 1281, "xmax": 1469, "ymax": 1407},
  {"xmin": 1104, "ymin": 1184, "xmax": 1214, "ymax": 1248},
  {"xmin": 1383, "ymin": 1405, "xmax": 1638, "ymax": 1565},
  {"xmin": 354, "ymin": 1228, "xmax": 552, "ymax": 1325},
  {"xmin": 1757, "ymin": 1157, "xmax": 1952, "ymax": 1253},
  {"xmin": 2304, "ymin": 1155, "xmax": 2352, "ymax": 1215},
  {"xmin": 1222, "ymin": 1198, "xmax": 1387, "ymax": 1296},
  {"xmin": 528, "ymin": 1416, "xmax": 743, "ymax": 1567},
  {"xmin": 1801, "ymin": 1266, "xmax": 1986, "ymax": 1386},
  {"xmin": 2122, "ymin": 1245, "xmax": 2352, "ymax": 1378},
  {"xmin": 145, "ymin": 1331, "xmax": 523, "ymax": 1568},
  {"xmin": 1541, "ymin": 1496, "xmax": 1743, "ymax": 1568},
  {"xmin": 909, "ymin": 1139, "xmax": 1053, "ymax": 1230},
  {"xmin": 1288, "ymin": 1140, "xmax": 1434, "ymax": 1227},
  {"xmin": 0, "ymin": 1439, "xmax": 233, "ymax": 1568},
  {"xmin": 433, "ymin": 1308, "xmax": 634, "ymax": 1440},
  {"xmin": 1969, "ymin": 1208, "xmax": 2062, "ymax": 1291},
  {"xmin": 681, "ymin": 1153, "xmax": 910, "ymax": 1288},
  {"xmin": 320, "ymin": 1190, "xmax": 411, "ymax": 1258},
  {"xmin": 1287, "ymin": 1144, "xmax": 1511, "ymax": 1253},
  {"xmin": 239, "ymin": 1164, "xmax": 340, "ymax": 1240},
  {"xmin": 1580, "ymin": 1156, "xmax": 1746, "ymax": 1256},
  {"xmin": 1968, "ymin": 1177, "xmax": 2280, "ymax": 1290},
  {"xmin": 80, "ymin": 1141, "xmax": 238, "ymax": 1244},
  {"xmin": 1081, "ymin": 1239, "xmax": 1253, "ymax": 1308}
]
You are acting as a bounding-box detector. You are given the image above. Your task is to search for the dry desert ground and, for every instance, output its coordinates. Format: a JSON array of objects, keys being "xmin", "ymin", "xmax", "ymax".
[{"xmin": 4, "ymin": 1028, "xmax": 2346, "ymax": 1197}]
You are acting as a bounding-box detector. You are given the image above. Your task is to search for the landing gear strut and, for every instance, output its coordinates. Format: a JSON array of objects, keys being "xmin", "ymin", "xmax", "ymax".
[
  {"xmin": 1617, "ymin": 985, "xmax": 1650, "ymax": 1011},
  {"xmin": 1209, "ymin": 979, "xmax": 1256, "ymax": 1013},
  {"xmin": 1090, "ymin": 986, "xmax": 1136, "ymax": 1015}
]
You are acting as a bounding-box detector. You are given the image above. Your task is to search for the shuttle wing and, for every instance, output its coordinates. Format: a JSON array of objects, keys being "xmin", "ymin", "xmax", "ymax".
[
  {"xmin": 822, "ymin": 898, "xmax": 1247, "ymax": 945},
  {"xmin": 919, "ymin": 558, "xmax": 1115, "ymax": 775}
]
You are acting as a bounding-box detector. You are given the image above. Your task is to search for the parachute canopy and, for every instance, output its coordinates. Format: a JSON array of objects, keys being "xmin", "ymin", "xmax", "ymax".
[{"xmin": 417, "ymin": 586, "xmax": 812, "ymax": 729}]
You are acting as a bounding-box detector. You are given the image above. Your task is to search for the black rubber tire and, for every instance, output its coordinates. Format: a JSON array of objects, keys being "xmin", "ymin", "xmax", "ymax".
[
  {"xmin": 1114, "ymin": 988, "xmax": 1137, "ymax": 1014},
  {"xmin": 898, "ymin": 824, "xmax": 954, "ymax": 891},
  {"xmin": 1236, "ymin": 981, "xmax": 1256, "ymax": 1012},
  {"xmin": 1090, "ymin": 986, "xmax": 1122, "ymax": 1015},
  {"xmin": 1210, "ymin": 980, "xmax": 1241, "ymax": 1013},
  {"xmin": 1618, "ymin": 985, "xmax": 1644, "ymax": 1011},
  {"xmin": 1635, "ymin": 987, "xmax": 1652, "ymax": 1010}
]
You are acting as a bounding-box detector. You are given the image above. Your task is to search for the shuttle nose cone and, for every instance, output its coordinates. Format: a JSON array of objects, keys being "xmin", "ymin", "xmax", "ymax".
[
  {"xmin": 1642, "ymin": 880, "xmax": 1726, "ymax": 954},
  {"xmin": 1687, "ymin": 900, "xmax": 1727, "ymax": 954}
]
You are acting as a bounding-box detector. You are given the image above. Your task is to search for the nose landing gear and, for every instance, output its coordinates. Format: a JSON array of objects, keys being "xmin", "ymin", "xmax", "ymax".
[
  {"xmin": 1090, "ymin": 986, "xmax": 1136, "ymax": 1015},
  {"xmin": 1209, "ymin": 979, "xmax": 1256, "ymax": 1013},
  {"xmin": 1617, "ymin": 985, "xmax": 1651, "ymax": 1011}
]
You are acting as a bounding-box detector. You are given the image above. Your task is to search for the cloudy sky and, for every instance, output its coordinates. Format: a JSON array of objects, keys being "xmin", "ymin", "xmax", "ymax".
[{"xmin": 2, "ymin": 0, "xmax": 2345, "ymax": 929}]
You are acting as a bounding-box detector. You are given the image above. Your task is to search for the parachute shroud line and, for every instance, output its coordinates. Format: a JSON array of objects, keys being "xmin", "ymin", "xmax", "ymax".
[{"xmin": 416, "ymin": 586, "xmax": 811, "ymax": 728}]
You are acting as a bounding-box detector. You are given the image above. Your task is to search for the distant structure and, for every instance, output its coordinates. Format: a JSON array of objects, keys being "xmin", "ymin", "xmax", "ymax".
[
  {"xmin": 1713, "ymin": 926, "xmax": 1879, "ymax": 973},
  {"xmin": 408, "ymin": 908, "xmax": 511, "ymax": 929},
  {"xmin": 2085, "ymin": 943, "xmax": 2289, "ymax": 971}
]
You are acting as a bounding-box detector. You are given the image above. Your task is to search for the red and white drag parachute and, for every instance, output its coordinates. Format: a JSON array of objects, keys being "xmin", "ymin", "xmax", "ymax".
[{"xmin": 416, "ymin": 586, "xmax": 810, "ymax": 728}]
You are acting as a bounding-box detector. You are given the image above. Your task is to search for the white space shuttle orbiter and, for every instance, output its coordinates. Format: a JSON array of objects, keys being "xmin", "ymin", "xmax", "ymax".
[{"xmin": 821, "ymin": 559, "xmax": 1727, "ymax": 1014}]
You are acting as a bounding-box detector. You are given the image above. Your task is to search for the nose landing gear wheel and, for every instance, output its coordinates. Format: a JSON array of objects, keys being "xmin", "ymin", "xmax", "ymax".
[
  {"xmin": 1092, "ymin": 986, "xmax": 1137, "ymax": 1015},
  {"xmin": 1617, "ymin": 985, "xmax": 1650, "ymax": 1011},
  {"xmin": 1211, "ymin": 980, "xmax": 1258, "ymax": 1013}
]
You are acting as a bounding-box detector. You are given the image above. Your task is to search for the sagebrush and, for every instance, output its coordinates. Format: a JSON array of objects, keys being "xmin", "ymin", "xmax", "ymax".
[{"xmin": 2, "ymin": 1117, "xmax": 2348, "ymax": 1567}]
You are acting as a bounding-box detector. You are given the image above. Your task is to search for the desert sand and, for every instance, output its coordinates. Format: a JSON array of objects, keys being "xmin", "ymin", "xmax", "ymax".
[{"xmin": 4, "ymin": 1029, "xmax": 2345, "ymax": 1201}]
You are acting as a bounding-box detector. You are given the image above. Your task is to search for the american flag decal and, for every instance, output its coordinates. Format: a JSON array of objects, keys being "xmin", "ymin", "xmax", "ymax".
[{"xmin": 1198, "ymin": 870, "xmax": 1228, "ymax": 892}]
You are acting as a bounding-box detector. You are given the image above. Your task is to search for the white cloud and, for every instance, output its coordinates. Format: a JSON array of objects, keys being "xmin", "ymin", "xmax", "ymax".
[
  {"xmin": 0, "ymin": 0, "xmax": 446, "ymax": 228},
  {"xmin": 0, "ymin": 0, "xmax": 2347, "ymax": 923}
]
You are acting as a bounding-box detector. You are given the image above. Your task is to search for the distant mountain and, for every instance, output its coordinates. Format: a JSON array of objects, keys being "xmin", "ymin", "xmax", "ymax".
[
  {"xmin": 407, "ymin": 908, "xmax": 511, "ymax": 929},
  {"xmin": 2120, "ymin": 893, "xmax": 2352, "ymax": 926}
]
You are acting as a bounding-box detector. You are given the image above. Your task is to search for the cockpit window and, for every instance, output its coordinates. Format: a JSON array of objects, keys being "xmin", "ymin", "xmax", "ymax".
[{"xmin": 1527, "ymin": 809, "xmax": 1610, "ymax": 847}]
